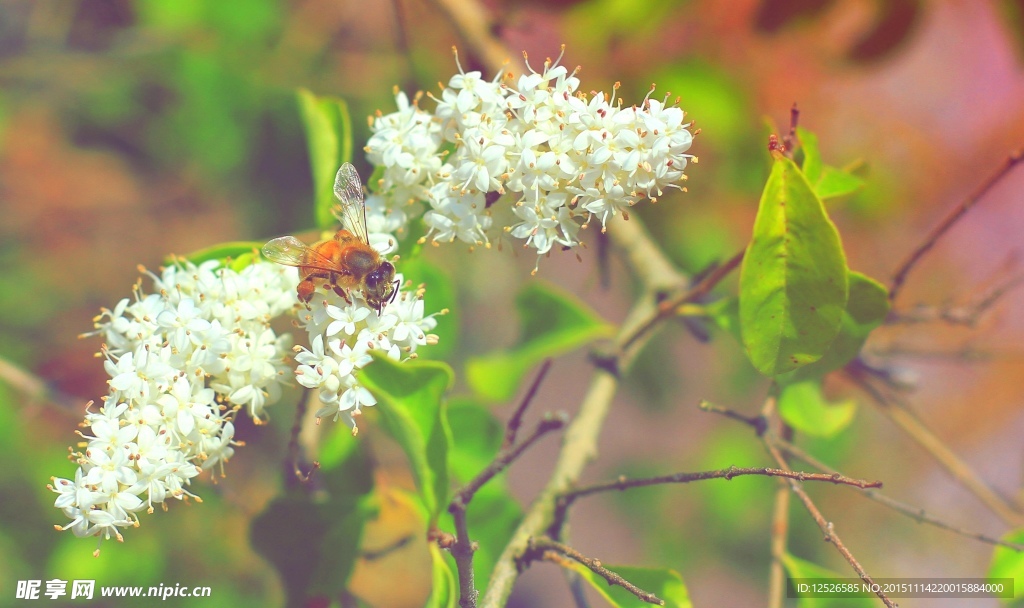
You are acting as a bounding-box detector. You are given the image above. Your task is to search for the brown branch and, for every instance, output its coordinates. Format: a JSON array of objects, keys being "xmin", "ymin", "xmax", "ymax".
[
  {"xmin": 551, "ymin": 464, "xmax": 880, "ymax": 542},
  {"xmin": 889, "ymin": 148, "xmax": 1024, "ymax": 302},
  {"xmin": 704, "ymin": 400, "xmax": 1024, "ymax": 552},
  {"xmin": 698, "ymin": 399, "xmax": 768, "ymax": 434},
  {"xmin": 453, "ymin": 414, "xmax": 567, "ymax": 511},
  {"xmin": 423, "ymin": 0, "xmax": 518, "ymax": 77},
  {"xmin": 0, "ymin": 355, "xmax": 81, "ymax": 414},
  {"xmin": 888, "ymin": 272, "xmax": 1024, "ymax": 326},
  {"xmin": 763, "ymin": 440, "xmax": 897, "ymax": 608},
  {"xmin": 435, "ymin": 7, "xmax": 695, "ymax": 603},
  {"xmin": 450, "ymin": 503, "xmax": 478, "ymax": 608},
  {"xmin": 518, "ymin": 537, "xmax": 664, "ymax": 606},
  {"xmin": 481, "ymin": 216, "xmax": 687, "ymax": 608},
  {"xmin": 503, "ymin": 359, "xmax": 553, "ymax": 449},
  {"xmin": 781, "ymin": 103, "xmax": 800, "ymax": 158},
  {"xmin": 561, "ymin": 465, "xmax": 882, "ymax": 503},
  {"xmin": 845, "ymin": 361, "xmax": 1024, "ymax": 527},
  {"xmin": 620, "ymin": 248, "xmax": 745, "ymax": 353},
  {"xmin": 389, "ymin": 0, "xmax": 420, "ymax": 94},
  {"xmin": 703, "ymin": 398, "xmax": 896, "ymax": 607},
  {"xmin": 864, "ymin": 345, "xmax": 1024, "ymax": 362}
]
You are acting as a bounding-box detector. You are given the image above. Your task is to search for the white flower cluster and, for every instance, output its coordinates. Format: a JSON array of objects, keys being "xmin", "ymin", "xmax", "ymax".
[
  {"xmin": 50, "ymin": 259, "xmax": 297, "ymax": 551},
  {"xmin": 364, "ymin": 47, "xmax": 696, "ymax": 269},
  {"xmin": 292, "ymin": 275, "xmax": 440, "ymax": 433}
]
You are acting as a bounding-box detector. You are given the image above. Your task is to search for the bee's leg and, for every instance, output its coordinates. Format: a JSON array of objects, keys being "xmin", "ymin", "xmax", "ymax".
[
  {"xmin": 333, "ymin": 285, "xmax": 352, "ymax": 304},
  {"xmin": 389, "ymin": 279, "xmax": 401, "ymax": 304},
  {"xmin": 297, "ymin": 278, "xmax": 316, "ymax": 303},
  {"xmin": 328, "ymin": 274, "xmax": 352, "ymax": 304}
]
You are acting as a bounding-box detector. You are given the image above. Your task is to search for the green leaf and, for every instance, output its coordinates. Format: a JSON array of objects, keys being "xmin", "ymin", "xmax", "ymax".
[
  {"xmin": 815, "ymin": 165, "xmax": 865, "ymax": 200},
  {"xmin": 297, "ymin": 88, "xmax": 353, "ymax": 229},
  {"xmin": 783, "ymin": 553, "xmax": 876, "ymax": 608},
  {"xmin": 797, "ymin": 127, "xmax": 823, "ymax": 185},
  {"xmin": 318, "ymin": 424, "xmax": 375, "ymax": 497},
  {"xmin": 250, "ymin": 436, "xmax": 374, "ymax": 605},
  {"xmin": 797, "ymin": 127, "xmax": 865, "ymax": 200},
  {"xmin": 251, "ymin": 496, "xmax": 371, "ymax": 604},
  {"xmin": 566, "ymin": 562, "xmax": 692, "ymax": 608},
  {"xmin": 707, "ymin": 297, "xmax": 742, "ymax": 342},
  {"xmin": 175, "ymin": 241, "xmax": 265, "ymax": 266},
  {"xmin": 780, "ymin": 271, "xmax": 890, "ymax": 383},
  {"xmin": 988, "ymin": 528, "xmax": 1024, "ymax": 606},
  {"xmin": 466, "ymin": 281, "xmax": 614, "ymax": 402},
  {"xmin": 446, "ymin": 398, "xmax": 503, "ymax": 482},
  {"xmin": 48, "ymin": 530, "xmax": 164, "ymax": 587},
  {"xmin": 360, "ymin": 355, "xmax": 453, "ymax": 522},
  {"xmin": 427, "ymin": 544, "xmax": 459, "ymax": 608},
  {"xmin": 778, "ymin": 380, "xmax": 857, "ymax": 437},
  {"xmin": 739, "ymin": 155, "xmax": 849, "ymax": 376}
]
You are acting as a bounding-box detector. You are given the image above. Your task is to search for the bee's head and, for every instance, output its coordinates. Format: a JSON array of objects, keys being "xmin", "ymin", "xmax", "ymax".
[{"xmin": 365, "ymin": 261, "xmax": 397, "ymax": 314}]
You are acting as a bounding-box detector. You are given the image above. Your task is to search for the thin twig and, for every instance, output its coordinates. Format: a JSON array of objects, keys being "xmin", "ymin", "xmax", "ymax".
[
  {"xmin": 454, "ymin": 414, "xmax": 567, "ymax": 511},
  {"xmin": 448, "ymin": 414, "xmax": 568, "ymax": 608},
  {"xmin": 504, "ymin": 359, "xmax": 553, "ymax": 449},
  {"xmin": 776, "ymin": 438, "xmax": 1024, "ymax": 552},
  {"xmin": 518, "ymin": 537, "xmax": 664, "ymax": 606},
  {"xmin": 552, "ymin": 464, "xmax": 880, "ymax": 541},
  {"xmin": 763, "ymin": 440, "xmax": 897, "ymax": 608},
  {"xmin": 703, "ymin": 401, "xmax": 1024, "ymax": 552},
  {"xmin": 703, "ymin": 398, "xmax": 896, "ymax": 607},
  {"xmin": 562, "ymin": 466, "xmax": 882, "ymax": 503},
  {"xmin": 767, "ymin": 424, "xmax": 793, "ymax": 608},
  {"xmin": 845, "ymin": 360, "xmax": 1024, "ymax": 527},
  {"xmin": 781, "ymin": 103, "xmax": 800, "ymax": 158},
  {"xmin": 698, "ymin": 399, "xmax": 767, "ymax": 434},
  {"xmin": 767, "ymin": 476, "xmax": 791, "ymax": 608},
  {"xmin": 864, "ymin": 345, "xmax": 1024, "ymax": 362},
  {"xmin": 889, "ymin": 148, "xmax": 1024, "ymax": 301},
  {"xmin": 888, "ymin": 272, "xmax": 1024, "ymax": 326},
  {"xmin": 620, "ymin": 248, "xmax": 745, "ymax": 353}
]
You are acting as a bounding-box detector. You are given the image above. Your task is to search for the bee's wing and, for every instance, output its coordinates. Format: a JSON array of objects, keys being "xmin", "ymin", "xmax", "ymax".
[
  {"xmin": 332, "ymin": 162, "xmax": 369, "ymax": 245},
  {"xmin": 262, "ymin": 236, "xmax": 339, "ymax": 273}
]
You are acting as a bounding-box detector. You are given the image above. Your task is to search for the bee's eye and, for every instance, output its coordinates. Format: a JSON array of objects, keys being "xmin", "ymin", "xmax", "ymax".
[
  {"xmin": 366, "ymin": 272, "xmax": 382, "ymax": 290},
  {"xmin": 366, "ymin": 262, "xmax": 395, "ymax": 298}
]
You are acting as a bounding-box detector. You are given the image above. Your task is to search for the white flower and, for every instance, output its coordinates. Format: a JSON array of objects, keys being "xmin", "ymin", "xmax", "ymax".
[
  {"xmin": 325, "ymin": 302, "xmax": 372, "ymax": 338},
  {"xmin": 363, "ymin": 46, "xmax": 694, "ymax": 270},
  {"xmin": 52, "ymin": 259, "xmax": 297, "ymax": 550},
  {"xmin": 366, "ymin": 91, "xmax": 444, "ymax": 205},
  {"xmin": 297, "ymin": 274, "xmax": 440, "ymax": 433}
]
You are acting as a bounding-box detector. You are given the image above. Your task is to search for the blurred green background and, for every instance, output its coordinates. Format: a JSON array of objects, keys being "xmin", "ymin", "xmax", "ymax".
[{"xmin": 2, "ymin": 0, "xmax": 1024, "ymax": 606}]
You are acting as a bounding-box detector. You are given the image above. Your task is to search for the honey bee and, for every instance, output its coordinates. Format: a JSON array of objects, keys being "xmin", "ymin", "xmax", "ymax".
[{"xmin": 262, "ymin": 163, "xmax": 398, "ymax": 313}]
